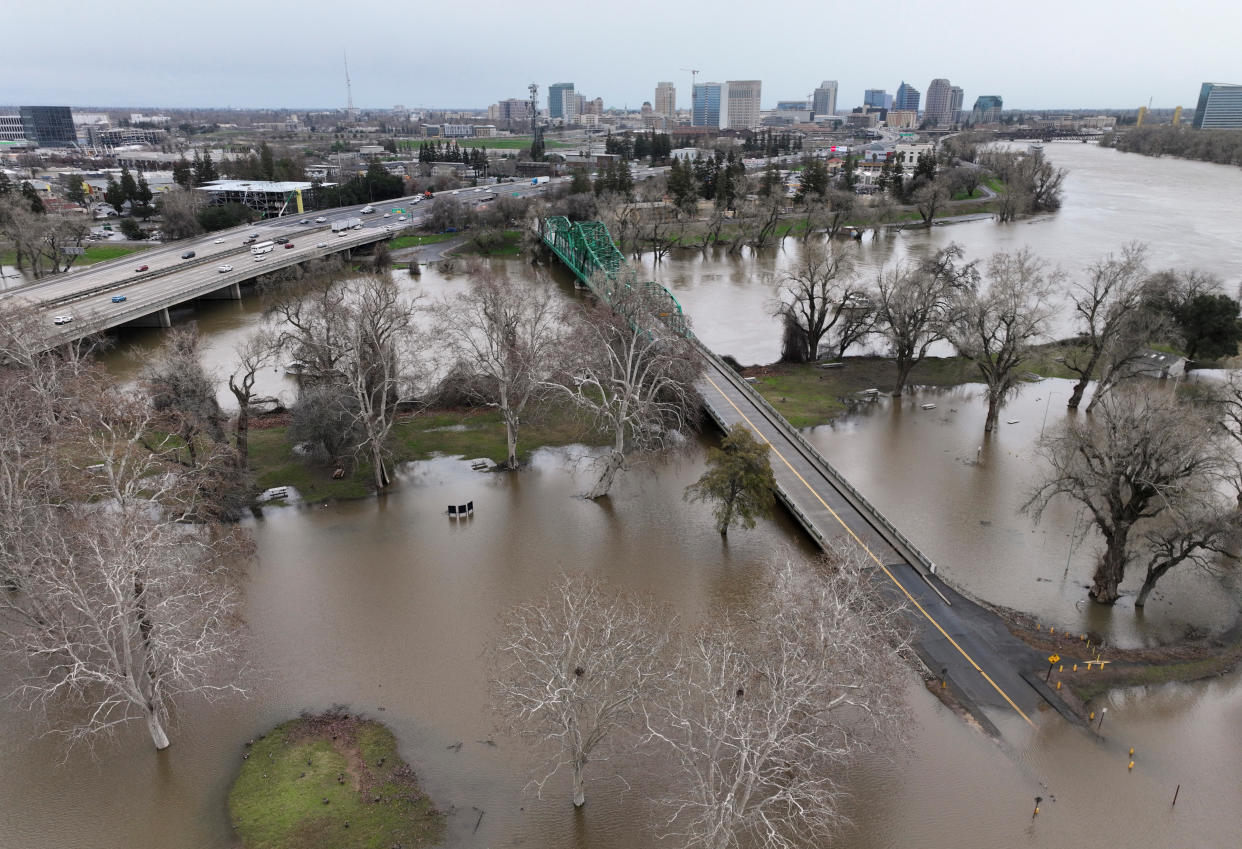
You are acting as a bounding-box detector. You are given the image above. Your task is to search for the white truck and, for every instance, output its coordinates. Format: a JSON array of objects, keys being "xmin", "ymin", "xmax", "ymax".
[
  {"xmin": 250, "ymin": 240, "xmax": 275, "ymax": 256},
  {"xmin": 530, "ymin": 176, "xmax": 550, "ymax": 186},
  {"xmin": 331, "ymin": 217, "xmax": 362, "ymax": 235}
]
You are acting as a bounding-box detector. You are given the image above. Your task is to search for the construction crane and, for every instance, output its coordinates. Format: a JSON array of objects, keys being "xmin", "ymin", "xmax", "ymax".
[
  {"xmin": 1172, "ymin": 105, "xmax": 1183, "ymax": 126},
  {"xmin": 1136, "ymin": 95, "xmax": 1153, "ymax": 127},
  {"xmin": 680, "ymin": 67, "xmax": 700, "ymax": 112}
]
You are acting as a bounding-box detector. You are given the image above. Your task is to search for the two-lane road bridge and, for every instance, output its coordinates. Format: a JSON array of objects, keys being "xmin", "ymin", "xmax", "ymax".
[{"xmin": 540, "ymin": 216, "xmax": 1064, "ymax": 734}]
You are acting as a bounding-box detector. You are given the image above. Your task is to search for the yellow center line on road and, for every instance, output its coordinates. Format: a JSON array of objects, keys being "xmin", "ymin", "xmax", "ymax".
[{"xmin": 702, "ymin": 373, "xmax": 1036, "ymax": 728}]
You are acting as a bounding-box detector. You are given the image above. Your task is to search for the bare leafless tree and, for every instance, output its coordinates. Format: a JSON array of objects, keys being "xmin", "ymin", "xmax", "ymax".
[
  {"xmin": 141, "ymin": 324, "xmax": 225, "ymax": 468},
  {"xmin": 0, "ymin": 331, "xmax": 251, "ymax": 751},
  {"xmin": 875, "ymin": 244, "xmax": 978, "ymax": 396},
  {"xmin": 490, "ymin": 574, "xmax": 674, "ymax": 807},
  {"xmin": 157, "ymin": 187, "xmax": 204, "ymax": 240},
  {"xmin": 548, "ymin": 286, "xmax": 701, "ymax": 499},
  {"xmin": 227, "ymin": 329, "xmax": 277, "ymax": 468},
  {"xmin": 1025, "ymin": 388, "xmax": 1234, "ymax": 604},
  {"xmin": 776, "ymin": 243, "xmax": 869, "ymax": 363},
  {"xmin": 434, "ymin": 262, "xmax": 563, "ymax": 469},
  {"xmin": 336, "ymin": 274, "xmax": 424, "ymax": 490},
  {"xmin": 1063, "ymin": 243, "xmax": 1160, "ymax": 409},
  {"xmin": 948, "ymin": 249, "xmax": 1058, "ymax": 432},
  {"xmin": 644, "ymin": 545, "xmax": 911, "ymax": 849},
  {"xmin": 913, "ymin": 181, "xmax": 949, "ymax": 225}
]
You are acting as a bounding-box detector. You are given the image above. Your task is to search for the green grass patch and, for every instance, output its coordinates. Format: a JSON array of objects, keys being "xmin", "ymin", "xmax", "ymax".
[
  {"xmin": 748, "ymin": 353, "xmax": 1075, "ymax": 428},
  {"xmin": 0, "ymin": 244, "xmax": 146, "ymax": 269},
  {"xmin": 456, "ymin": 230, "xmax": 523, "ymax": 257},
  {"xmin": 389, "ymin": 233, "xmax": 457, "ymax": 250},
  {"xmin": 983, "ymin": 176, "xmax": 1005, "ymax": 193},
  {"xmin": 228, "ymin": 710, "xmax": 443, "ymax": 849},
  {"xmin": 248, "ymin": 405, "xmax": 603, "ymax": 503}
]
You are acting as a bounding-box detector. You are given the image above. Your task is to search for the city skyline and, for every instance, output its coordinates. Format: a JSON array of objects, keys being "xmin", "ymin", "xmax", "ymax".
[{"xmin": 6, "ymin": 0, "xmax": 1240, "ymax": 111}]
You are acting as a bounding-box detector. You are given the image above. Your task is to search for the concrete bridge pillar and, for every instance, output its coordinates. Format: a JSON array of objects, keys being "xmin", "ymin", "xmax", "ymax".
[
  {"xmin": 200, "ymin": 281, "xmax": 242, "ymax": 300},
  {"xmin": 124, "ymin": 306, "xmax": 172, "ymax": 328}
]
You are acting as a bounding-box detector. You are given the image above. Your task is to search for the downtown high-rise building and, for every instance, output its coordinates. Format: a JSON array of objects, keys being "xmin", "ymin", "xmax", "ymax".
[
  {"xmin": 949, "ymin": 86, "xmax": 965, "ymax": 124},
  {"xmin": 1192, "ymin": 82, "xmax": 1242, "ymax": 129},
  {"xmin": 655, "ymin": 81, "xmax": 676, "ymax": 117},
  {"xmin": 548, "ymin": 82, "xmax": 575, "ymax": 121},
  {"xmin": 17, "ymin": 106, "xmax": 76, "ymax": 147},
  {"xmin": 692, "ymin": 82, "xmax": 724, "ymax": 127},
  {"xmin": 972, "ymin": 95, "xmax": 1003, "ymax": 124},
  {"xmin": 812, "ymin": 80, "xmax": 838, "ymax": 117},
  {"xmin": 724, "ymin": 80, "xmax": 762, "ymax": 129},
  {"xmin": 925, "ymin": 78, "xmax": 952, "ymax": 125},
  {"xmin": 895, "ymin": 81, "xmax": 921, "ymax": 112},
  {"xmin": 863, "ymin": 89, "xmax": 887, "ymax": 110}
]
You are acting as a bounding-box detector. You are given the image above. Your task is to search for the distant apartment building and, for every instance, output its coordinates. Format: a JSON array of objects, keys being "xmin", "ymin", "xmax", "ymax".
[
  {"xmin": 129, "ymin": 113, "xmax": 170, "ymax": 126},
  {"xmin": 1192, "ymin": 82, "xmax": 1242, "ymax": 129},
  {"xmin": 692, "ymin": 82, "xmax": 724, "ymax": 127},
  {"xmin": 972, "ymin": 95, "xmax": 1003, "ymax": 124},
  {"xmin": 19, "ymin": 106, "xmax": 77, "ymax": 147},
  {"xmin": 489, "ymin": 98, "xmax": 533, "ymax": 129},
  {"xmin": 949, "ymin": 86, "xmax": 964, "ymax": 124},
  {"xmin": 812, "ymin": 80, "xmax": 838, "ymax": 117},
  {"xmin": 548, "ymin": 82, "xmax": 575, "ymax": 121},
  {"xmin": 894, "ymin": 82, "xmax": 920, "ymax": 113},
  {"xmin": 655, "ymin": 81, "xmax": 676, "ymax": 117},
  {"xmin": 924, "ymin": 78, "xmax": 952, "ymax": 124},
  {"xmin": 724, "ymin": 80, "xmax": 762, "ymax": 129}
]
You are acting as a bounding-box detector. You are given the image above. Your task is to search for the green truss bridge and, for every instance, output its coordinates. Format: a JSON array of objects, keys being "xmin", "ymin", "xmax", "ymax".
[
  {"xmin": 538, "ymin": 216, "xmax": 688, "ymax": 336},
  {"xmin": 537, "ymin": 214, "xmax": 1068, "ymax": 738}
]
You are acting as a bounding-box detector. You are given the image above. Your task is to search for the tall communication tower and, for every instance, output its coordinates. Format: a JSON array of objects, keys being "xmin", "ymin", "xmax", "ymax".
[{"xmin": 344, "ymin": 52, "xmax": 358, "ymax": 121}]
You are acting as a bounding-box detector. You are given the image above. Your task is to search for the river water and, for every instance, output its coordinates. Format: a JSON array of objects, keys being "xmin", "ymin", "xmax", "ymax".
[{"xmin": 4, "ymin": 143, "xmax": 1242, "ymax": 848}]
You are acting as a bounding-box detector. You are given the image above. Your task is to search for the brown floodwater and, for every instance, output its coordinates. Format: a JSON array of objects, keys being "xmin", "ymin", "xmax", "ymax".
[{"xmin": 4, "ymin": 143, "xmax": 1242, "ymax": 848}]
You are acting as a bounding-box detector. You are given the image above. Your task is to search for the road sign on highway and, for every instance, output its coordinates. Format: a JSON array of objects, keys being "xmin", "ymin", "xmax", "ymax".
[{"xmin": 61, "ymin": 247, "xmax": 85, "ymax": 255}]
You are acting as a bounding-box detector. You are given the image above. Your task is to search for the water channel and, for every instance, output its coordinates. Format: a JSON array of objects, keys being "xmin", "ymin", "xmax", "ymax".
[{"xmin": 3, "ymin": 143, "xmax": 1242, "ymax": 848}]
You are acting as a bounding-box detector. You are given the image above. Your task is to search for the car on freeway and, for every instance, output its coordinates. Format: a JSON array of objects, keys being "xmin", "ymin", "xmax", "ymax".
[
  {"xmin": 315, "ymin": 216, "xmax": 327, "ymax": 223},
  {"xmin": 361, "ymin": 205, "xmax": 375, "ymax": 214},
  {"xmin": 254, "ymin": 255, "xmax": 266, "ymax": 262},
  {"xmin": 52, "ymin": 314, "xmax": 74, "ymax": 325},
  {"xmin": 134, "ymin": 264, "xmax": 149, "ymax": 272},
  {"xmin": 274, "ymin": 236, "xmax": 289, "ymax": 244},
  {"xmin": 284, "ymin": 243, "xmax": 295, "ymax": 249},
  {"xmin": 383, "ymin": 213, "xmax": 390, "ymax": 218},
  {"xmin": 411, "ymin": 196, "xmax": 422, "ymax": 204},
  {"xmin": 300, "ymin": 219, "xmax": 310, "ymax": 225},
  {"xmin": 397, "ymin": 216, "xmax": 408, "ymax": 221},
  {"xmin": 214, "ymin": 237, "xmax": 225, "ymax": 244},
  {"xmin": 316, "ymin": 241, "xmax": 328, "ymax": 248},
  {"xmin": 181, "ymin": 250, "xmax": 196, "ymax": 259},
  {"xmin": 218, "ymin": 264, "xmax": 233, "ymax": 273},
  {"xmin": 111, "ymin": 295, "xmax": 127, "ymax": 303}
]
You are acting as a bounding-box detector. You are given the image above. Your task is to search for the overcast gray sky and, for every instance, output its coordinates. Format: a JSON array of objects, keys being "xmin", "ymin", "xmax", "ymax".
[{"xmin": 7, "ymin": 0, "xmax": 1239, "ymax": 111}]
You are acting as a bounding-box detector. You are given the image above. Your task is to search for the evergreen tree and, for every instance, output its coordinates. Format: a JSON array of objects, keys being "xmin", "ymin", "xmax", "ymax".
[
  {"xmin": 0, "ymin": 171, "xmax": 12, "ymax": 196},
  {"xmin": 759, "ymin": 162, "xmax": 783, "ymax": 198},
  {"xmin": 694, "ymin": 154, "xmax": 717, "ymax": 200},
  {"xmin": 136, "ymin": 172, "xmax": 153, "ymax": 205},
  {"xmin": 570, "ymin": 168, "xmax": 592, "ymax": 194},
  {"xmin": 842, "ymin": 155, "xmax": 858, "ymax": 191},
  {"xmin": 796, "ymin": 157, "xmax": 829, "ymax": 201},
  {"xmin": 65, "ymin": 175, "xmax": 87, "ymax": 205},
  {"xmin": 914, "ymin": 151, "xmax": 936, "ymax": 182},
  {"xmin": 684, "ymin": 423, "xmax": 776, "ymax": 536},
  {"xmin": 668, "ymin": 158, "xmax": 699, "ymax": 214},
  {"xmin": 120, "ymin": 167, "xmax": 139, "ymax": 203},
  {"xmin": 615, "ymin": 159, "xmax": 634, "ymax": 198},
  {"xmin": 259, "ymin": 142, "xmax": 275, "ymax": 180},
  {"xmin": 103, "ymin": 175, "xmax": 126, "ymax": 213},
  {"xmin": 20, "ymin": 181, "xmax": 45, "ymax": 214}
]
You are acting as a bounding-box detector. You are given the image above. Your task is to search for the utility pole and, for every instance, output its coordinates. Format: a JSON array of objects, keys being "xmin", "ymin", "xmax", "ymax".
[{"xmin": 344, "ymin": 51, "xmax": 356, "ymax": 122}]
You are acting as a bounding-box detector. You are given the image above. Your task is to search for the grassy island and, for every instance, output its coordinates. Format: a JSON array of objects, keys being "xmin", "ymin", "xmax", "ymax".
[{"xmin": 228, "ymin": 710, "xmax": 444, "ymax": 849}]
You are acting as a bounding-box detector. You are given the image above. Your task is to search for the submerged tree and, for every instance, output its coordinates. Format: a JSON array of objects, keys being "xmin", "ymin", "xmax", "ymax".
[
  {"xmin": 435, "ymin": 263, "xmax": 563, "ymax": 469},
  {"xmin": 490, "ymin": 574, "xmax": 673, "ymax": 807},
  {"xmin": 874, "ymin": 244, "xmax": 977, "ymax": 397},
  {"xmin": 948, "ymin": 249, "xmax": 1057, "ymax": 432},
  {"xmin": 550, "ymin": 285, "xmax": 701, "ymax": 499},
  {"xmin": 685, "ymin": 422, "xmax": 776, "ymax": 536},
  {"xmin": 645, "ymin": 545, "xmax": 911, "ymax": 849},
  {"xmin": 1025, "ymin": 388, "xmax": 1235, "ymax": 604},
  {"xmin": 776, "ymin": 243, "xmax": 869, "ymax": 363}
]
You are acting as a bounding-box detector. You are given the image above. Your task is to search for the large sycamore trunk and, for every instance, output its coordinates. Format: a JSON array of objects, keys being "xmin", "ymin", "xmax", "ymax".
[
  {"xmin": 146, "ymin": 707, "xmax": 170, "ymax": 750},
  {"xmin": 1090, "ymin": 525, "xmax": 1131, "ymax": 604},
  {"xmin": 585, "ymin": 450, "xmax": 625, "ymax": 500}
]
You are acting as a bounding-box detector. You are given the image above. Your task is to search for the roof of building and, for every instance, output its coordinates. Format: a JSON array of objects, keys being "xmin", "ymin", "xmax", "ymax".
[{"xmin": 199, "ymin": 180, "xmax": 315, "ymax": 193}]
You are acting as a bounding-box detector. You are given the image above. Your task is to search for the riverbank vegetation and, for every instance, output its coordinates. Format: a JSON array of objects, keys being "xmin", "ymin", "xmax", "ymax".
[
  {"xmin": 228, "ymin": 710, "xmax": 443, "ymax": 849},
  {"xmin": 1102, "ymin": 125, "xmax": 1242, "ymax": 167}
]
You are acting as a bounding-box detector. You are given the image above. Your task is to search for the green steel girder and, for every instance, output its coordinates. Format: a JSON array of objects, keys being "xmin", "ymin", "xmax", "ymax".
[{"xmin": 539, "ymin": 217, "xmax": 687, "ymax": 337}]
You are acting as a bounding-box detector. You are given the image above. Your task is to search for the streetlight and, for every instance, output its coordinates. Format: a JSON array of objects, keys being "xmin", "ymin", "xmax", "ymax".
[
  {"xmin": 1097, "ymin": 707, "xmax": 1108, "ymax": 731},
  {"xmin": 1040, "ymin": 391, "xmax": 1062, "ymax": 436}
]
